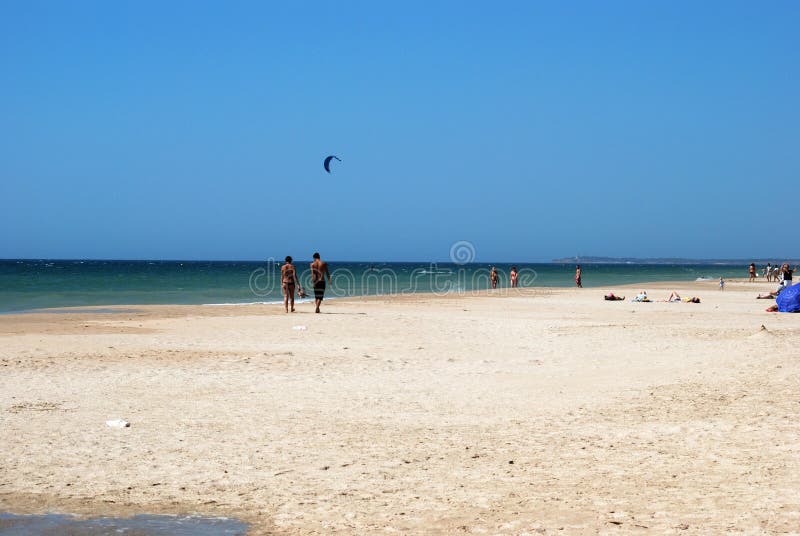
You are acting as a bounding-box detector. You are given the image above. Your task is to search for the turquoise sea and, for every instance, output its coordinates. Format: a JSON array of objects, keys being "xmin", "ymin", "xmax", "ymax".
[{"xmin": 0, "ymin": 259, "xmax": 757, "ymax": 314}]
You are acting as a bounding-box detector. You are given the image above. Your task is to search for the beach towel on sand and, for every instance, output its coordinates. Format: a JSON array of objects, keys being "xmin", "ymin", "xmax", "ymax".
[{"xmin": 776, "ymin": 283, "xmax": 800, "ymax": 313}]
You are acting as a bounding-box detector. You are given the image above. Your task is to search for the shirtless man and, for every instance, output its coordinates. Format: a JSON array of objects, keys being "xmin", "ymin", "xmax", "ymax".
[
  {"xmin": 490, "ymin": 267, "xmax": 499, "ymax": 289},
  {"xmin": 310, "ymin": 252, "xmax": 331, "ymax": 313},
  {"xmin": 281, "ymin": 256, "xmax": 300, "ymax": 313},
  {"xmin": 575, "ymin": 265, "xmax": 583, "ymax": 288}
]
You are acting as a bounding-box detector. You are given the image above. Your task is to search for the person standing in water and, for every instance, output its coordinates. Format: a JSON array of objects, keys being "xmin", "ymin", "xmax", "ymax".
[
  {"xmin": 310, "ymin": 252, "xmax": 331, "ymax": 313},
  {"xmin": 575, "ymin": 265, "xmax": 583, "ymax": 288},
  {"xmin": 510, "ymin": 266, "xmax": 519, "ymax": 288},
  {"xmin": 490, "ymin": 267, "xmax": 499, "ymax": 289},
  {"xmin": 748, "ymin": 263, "xmax": 757, "ymax": 282},
  {"xmin": 281, "ymin": 256, "xmax": 300, "ymax": 313}
]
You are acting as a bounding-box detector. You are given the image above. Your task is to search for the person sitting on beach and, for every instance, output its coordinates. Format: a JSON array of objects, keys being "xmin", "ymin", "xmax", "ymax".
[
  {"xmin": 281, "ymin": 256, "xmax": 300, "ymax": 313},
  {"xmin": 632, "ymin": 291, "xmax": 650, "ymax": 302},
  {"xmin": 604, "ymin": 292, "xmax": 625, "ymax": 301},
  {"xmin": 758, "ymin": 284, "xmax": 786, "ymax": 300},
  {"xmin": 490, "ymin": 267, "xmax": 499, "ymax": 289}
]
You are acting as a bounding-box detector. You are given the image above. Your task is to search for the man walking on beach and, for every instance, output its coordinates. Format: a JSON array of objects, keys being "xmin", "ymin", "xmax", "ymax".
[{"xmin": 310, "ymin": 252, "xmax": 331, "ymax": 313}]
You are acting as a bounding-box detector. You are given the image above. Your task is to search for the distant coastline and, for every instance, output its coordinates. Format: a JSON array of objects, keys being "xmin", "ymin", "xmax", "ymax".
[{"xmin": 551, "ymin": 257, "xmax": 800, "ymax": 265}]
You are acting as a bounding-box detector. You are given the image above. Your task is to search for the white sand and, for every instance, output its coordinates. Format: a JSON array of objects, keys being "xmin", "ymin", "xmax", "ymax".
[{"xmin": 1, "ymin": 280, "xmax": 799, "ymax": 534}]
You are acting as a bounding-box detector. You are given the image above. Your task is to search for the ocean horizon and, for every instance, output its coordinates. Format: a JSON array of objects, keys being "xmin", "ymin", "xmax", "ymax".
[{"xmin": 0, "ymin": 258, "xmax": 769, "ymax": 314}]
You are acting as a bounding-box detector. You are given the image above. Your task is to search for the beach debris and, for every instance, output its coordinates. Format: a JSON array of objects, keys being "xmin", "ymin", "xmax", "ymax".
[
  {"xmin": 292, "ymin": 325, "xmax": 307, "ymax": 331},
  {"xmin": 8, "ymin": 401, "xmax": 63, "ymax": 413},
  {"xmin": 106, "ymin": 419, "xmax": 130, "ymax": 428},
  {"xmin": 323, "ymin": 155, "xmax": 341, "ymax": 173},
  {"xmin": 748, "ymin": 325, "xmax": 775, "ymax": 340}
]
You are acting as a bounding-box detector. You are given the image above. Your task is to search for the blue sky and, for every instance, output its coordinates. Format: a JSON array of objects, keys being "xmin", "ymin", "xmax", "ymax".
[{"xmin": 1, "ymin": 1, "xmax": 797, "ymax": 262}]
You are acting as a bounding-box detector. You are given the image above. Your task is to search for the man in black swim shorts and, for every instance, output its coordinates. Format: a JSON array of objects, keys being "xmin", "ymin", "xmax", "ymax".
[{"xmin": 310, "ymin": 252, "xmax": 331, "ymax": 313}]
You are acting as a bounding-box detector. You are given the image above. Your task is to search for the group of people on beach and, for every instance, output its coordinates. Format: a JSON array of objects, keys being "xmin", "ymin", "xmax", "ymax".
[
  {"xmin": 280, "ymin": 253, "xmax": 331, "ymax": 314},
  {"xmin": 605, "ymin": 290, "xmax": 700, "ymax": 303},
  {"xmin": 489, "ymin": 266, "xmax": 519, "ymax": 289},
  {"xmin": 279, "ymin": 259, "xmax": 796, "ymax": 313},
  {"xmin": 753, "ymin": 262, "xmax": 799, "ymax": 312},
  {"xmin": 608, "ymin": 262, "xmax": 798, "ymax": 312},
  {"xmin": 752, "ymin": 262, "xmax": 796, "ymax": 286},
  {"xmin": 489, "ymin": 265, "xmax": 583, "ymax": 289}
]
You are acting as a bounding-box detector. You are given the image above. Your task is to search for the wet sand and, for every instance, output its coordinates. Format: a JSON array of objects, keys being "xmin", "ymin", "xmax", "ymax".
[{"xmin": 1, "ymin": 280, "xmax": 799, "ymax": 534}]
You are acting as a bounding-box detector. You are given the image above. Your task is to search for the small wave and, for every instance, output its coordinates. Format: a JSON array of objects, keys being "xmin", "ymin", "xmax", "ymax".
[
  {"xmin": 203, "ymin": 298, "xmax": 315, "ymax": 306},
  {"xmin": 695, "ymin": 277, "xmax": 712, "ymax": 281},
  {"xmin": 202, "ymin": 300, "xmax": 283, "ymax": 306}
]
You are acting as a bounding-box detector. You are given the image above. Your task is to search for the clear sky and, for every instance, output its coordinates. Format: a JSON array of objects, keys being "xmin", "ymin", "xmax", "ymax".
[{"xmin": 1, "ymin": 1, "xmax": 797, "ymax": 262}]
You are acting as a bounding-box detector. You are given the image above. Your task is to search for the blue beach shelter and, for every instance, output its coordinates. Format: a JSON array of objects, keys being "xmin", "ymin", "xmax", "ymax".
[{"xmin": 776, "ymin": 284, "xmax": 800, "ymax": 313}]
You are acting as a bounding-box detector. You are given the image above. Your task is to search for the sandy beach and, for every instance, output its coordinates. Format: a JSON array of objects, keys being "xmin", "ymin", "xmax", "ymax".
[{"xmin": 1, "ymin": 280, "xmax": 798, "ymax": 534}]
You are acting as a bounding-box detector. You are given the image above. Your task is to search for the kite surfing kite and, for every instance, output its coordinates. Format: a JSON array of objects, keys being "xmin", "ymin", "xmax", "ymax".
[{"xmin": 323, "ymin": 155, "xmax": 341, "ymax": 173}]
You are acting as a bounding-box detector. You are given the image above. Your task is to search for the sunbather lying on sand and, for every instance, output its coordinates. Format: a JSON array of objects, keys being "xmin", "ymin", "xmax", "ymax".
[
  {"xmin": 604, "ymin": 292, "xmax": 625, "ymax": 301},
  {"xmin": 632, "ymin": 291, "xmax": 651, "ymax": 302},
  {"xmin": 662, "ymin": 291, "xmax": 700, "ymax": 303}
]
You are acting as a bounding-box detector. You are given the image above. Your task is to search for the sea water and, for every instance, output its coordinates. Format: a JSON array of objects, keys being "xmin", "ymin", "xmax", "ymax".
[
  {"xmin": 0, "ymin": 513, "xmax": 247, "ymax": 535},
  {"xmin": 0, "ymin": 259, "xmax": 751, "ymax": 314}
]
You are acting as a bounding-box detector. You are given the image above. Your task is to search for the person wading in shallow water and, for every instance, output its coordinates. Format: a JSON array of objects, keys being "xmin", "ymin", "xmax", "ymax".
[
  {"xmin": 310, "ymin": 252, "xmax": 331, "ymax": 313},
  {"xmin": 490, "ymin": 267, "xmax": 499, "ymax": 289},
  {"xmin": 575, "ymin": 265, "xmax": 583, "ymax": 288}
]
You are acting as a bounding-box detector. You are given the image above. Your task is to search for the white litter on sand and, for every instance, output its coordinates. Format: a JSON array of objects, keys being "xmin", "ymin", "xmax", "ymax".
[{"xmin": 106, "ymin": 419, "xmax": 130, "ymax": 428}]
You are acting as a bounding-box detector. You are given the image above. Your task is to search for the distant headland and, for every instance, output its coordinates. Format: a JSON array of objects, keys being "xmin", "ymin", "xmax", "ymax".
[{"xmin": 551, "ymin": 257, "xmax": 800, "ymax": 265}]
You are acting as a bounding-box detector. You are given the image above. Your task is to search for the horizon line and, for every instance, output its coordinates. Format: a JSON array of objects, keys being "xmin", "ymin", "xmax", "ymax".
[{"xmin": 2, "ymin": 257, "xmax": 798, "ymax": 265}]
